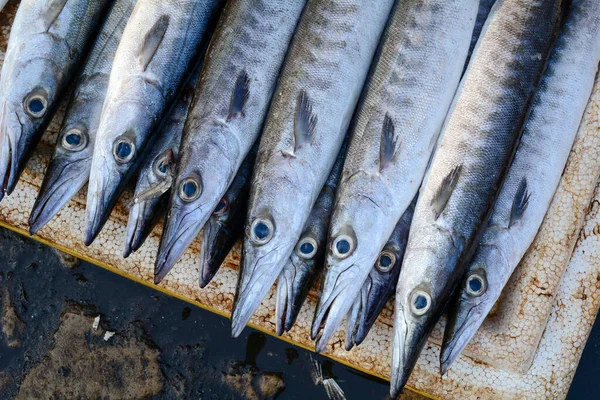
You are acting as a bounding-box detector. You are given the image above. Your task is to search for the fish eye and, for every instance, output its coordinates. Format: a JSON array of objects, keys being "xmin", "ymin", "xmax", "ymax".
[
  {"xmin": 332, "ymin": 234, "xmax": 354, "ymax": 259},
  {"xmin": 249, "ymin": 217, "xmax": 274, "ymax": 245},
  {"xmin": 112, "ymin": 137, "xmax": 136, "ymax": 164},
  {"xmin": 465, "ymin": 273, "xmax": 487, "ymax": 297},
  {"xmin": 60, "ymin": 128, "xmax": 88, "ymax": 152},
  {"xmin": 24, "ymin": 93, "xmax": 48, "ymax": 118},
  {"xmin": 153, "ymin": 153, "xmax": 172, "ymax": 178},
  {"xmin": 409, "ymin": 290, "xmax": 431, "ymax": 316},
  {"xmin": 376, "ymin": 251, "xmax": 396, "ymax": 273},
  {"xmin": 296, "ymin": 236, "xmax": 318, "ymax": 259},
  {"xmin": 178, "ymin": 177, "xmax": 202, "ymax": 202},
  {"xmin": 213, "ymin": 198, "xmax": 229, "ymax": 216}
]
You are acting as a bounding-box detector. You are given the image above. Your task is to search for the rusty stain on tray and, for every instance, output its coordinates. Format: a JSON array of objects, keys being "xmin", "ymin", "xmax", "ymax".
[{"xmin": 1, "ymin": 2, "xmax": 600, "ymax": 399}]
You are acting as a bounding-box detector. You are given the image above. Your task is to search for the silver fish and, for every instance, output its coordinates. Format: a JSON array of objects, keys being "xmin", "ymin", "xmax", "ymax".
[
  {"xmin": 312, "ymin": 0, "xmax": 478, "ymax": 353},
  {"xmin": 84, "ymin": 0, "xmax": 221, "ymax": 245},
  {"xmin": 275, "ymin": 144, "xmax": 345, "ymax": 336},
  {"xmin": 123, "ymin": 62, "xmax": 203, "ymax": 258},
  {"xmin": 231, "ymin": 0, "xmax": 395, "ymax": 339},
  {"xmin": 0, "ymin": 1, "xmax": 9, "ymax": 12},
  {"xmin": 464, "ymin": 0, "xmax": 497, "ymax": 69},
  {"xmin": 441, "ymin": 0, "xmax": 600, "ymax": 374},
  {"xmin": 199, "ymin": 145, "xmax": 257, "ymax": 288},
  {"xmin": 29, "ymin": 0, "xmax": 137, "ymax": 235},
  {"xmin": 390, "ymin": 0, "xmax": 561, "ymax": 396},
  {"xmin": 153, "ymin": 0, "xmax": 307, "ymax": 284},
  {"xmin": 0, "ymin": 0, "xmax": 112, "ymax": 199},
  {"xmin": 345, "ymin": 195, "xmax": 415, "ymax": 351}
]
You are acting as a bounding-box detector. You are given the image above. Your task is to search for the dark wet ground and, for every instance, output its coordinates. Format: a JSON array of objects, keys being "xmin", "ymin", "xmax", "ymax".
[{"xmin": 0, "ymin": 227, "xmax": 597, "ymax": 399}]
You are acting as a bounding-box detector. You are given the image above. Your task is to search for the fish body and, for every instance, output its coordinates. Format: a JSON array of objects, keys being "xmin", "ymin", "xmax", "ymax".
[
  {"xmin": 0, "ymin": 1, "xmax": 8, "ymax": 12},
  {"xmin": 391, "ymin": 0, "xmax": 561, "ymax": 396},
  {"xmin": 312, "ymin": 0, "xmax": 479, "ymax": 353},
  {"xmin": 275, "ymin": 145, "xmax": 345, "ymax": 336},
  {"xmin": 199, "ymin": 146, "xmax": 257, "ymax": 288},
  {"xmin": 232, "ymin": 0, "xmax": 396, "ymax": 339},
  {"xmin": 84, "ymin": 0, "xmax": 221, "ymax": 245},
  {"xmin": 123, "ymin": 63, "xmax": 202, "ymax": 258},
  {"xmin": 153, "ymin": 0, "xmax": 307, "ymax": 283},
  {"xmin": 29, "ymin": 0, "xmax": 137, "ymax": 235},
  {"xmin": 0, "ymin": 0, "xmax": 112, "ymax": 199},
  {"xmin": 464, "ymin": 0, "xmax": 497, "ymax": 68},
  {"xmin": 345, "ymin": 196, "xmax": 415, "ymax": 350},
  {"xmin": 441, "ymin": 0, "xmax": 600, "ymax": 373}
]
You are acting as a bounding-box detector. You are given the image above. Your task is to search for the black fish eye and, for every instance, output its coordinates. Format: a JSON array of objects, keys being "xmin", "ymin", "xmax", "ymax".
[
  {"xmin": 296, "ymin": 237, "xmax": 317, "ymax": 259},
  {"xmin": 409, "ymin": 290, "xmax": 431, "ymax": 316},
  {"xmin": 112, "ymin": 137, "xmax": 135, "ymax": 163},
  {"xmin": 213, "ymin": 198, "xmax": 229, "ymax": 216},
  {"xmin": 61, "ymin": 128, "xmax": 87, "ymax": 152},
  {"xmin": 332, "ymin": 234, "xmax": 354, "ymax": 259},
  {"xmin": 466, "ymin": 273, "xmax": 486, "ymax": 297},
  {"xmin": 153, "ymin": 158, "xmax": 169, "ymax": 177},
  {"xmin": 179, "ymin": 177, "xmax": 201, "ymax": 202},
  {"xmin": 376, "ymin": 251, "xmax": 396, "ymax": 273},
  {"xmin": 249, "ymin": 217, "xmax": 274, "ymax": 245},
  {"xmin": 24, "ymin": 93, "xmax": 48, "ymax": 118}
]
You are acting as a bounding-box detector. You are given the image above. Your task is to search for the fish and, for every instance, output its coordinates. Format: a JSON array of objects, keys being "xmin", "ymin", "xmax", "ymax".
[
  {"xmin": 390, "ymin": 0, "xmax": 561, "ymax": 396},
  {"xmin": 199, "ymin": 145, "xmax": 257, "ymax": 288},
  {"xmin": 0, "ymin": 1, "xmax": 9, "ymax": 12},
  {"xmin": 84, "ymin": 0, "xmax": 221, "ymax": 245},
  {"xmin": 231, "ymin": 0, "xmax": 396, "ymax": 339},
  {"xmin": 312, "ymin": 0, "xmax": 479, "ymax": 353},
  {"xmin": 153, "ymin": 0, "xmax": 308, "ymax": 284},
  {"xmin": 123, "ymin": 62, "xmax": 203, "ymax": 258},
  {"xmin": 275, "ymin": 144, "xmax": 345, "ymax": 336},
  {"xmin": 0, "ymin": 0, "xmax": 113, "ymax": 200},
  {"xmin": 28, "ymin": 0, "xmax": 137, "ymax": 236},
  {"xmin": 440, "ymin": 0, "xmax": 600, "ymax": 374},
  {"xmin": 345, "ymin": 196, "xmax": 415, "ymax": 351}
]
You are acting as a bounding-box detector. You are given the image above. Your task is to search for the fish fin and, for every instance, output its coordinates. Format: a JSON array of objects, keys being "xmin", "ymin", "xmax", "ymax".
[
  {"xmin": 138, "ymin": 15, "xmax": 170, "ymax": 71},
  {"xmin": 323, "ymin": 378, "xmax": 346, "ymax": 400},
  {"xmin": 509, "ymin": 178, "xmax": 531, "ymax": 227},
  {"xmin": 294, "ymin": 90, "xmax": 318, "ymax": 151},
  {"xmin": 308, "ymin": 354, "xmax": 323, "ymax": 385},
  {"xmin": 379, "ymin": 113, "xmax": 400, "ymax": 172},
  {"xmin": 431, "ymin": 165, "xmax": 462, "ymax": 219},
  {"xmin": 227, "ymin": 71, "xmax": 250, "ymax": 121},
  {"xmin": 43, "ymin": 0, "xmax": 69, "ymax": 31}
]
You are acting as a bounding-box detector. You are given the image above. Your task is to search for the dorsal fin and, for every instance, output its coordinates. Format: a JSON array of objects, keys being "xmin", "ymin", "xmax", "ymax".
[
  {"xmin": 510, "ymin": 178, "xmax": 531, "ymax": 227},
  {"xmin": 227, "ymin": 71, "xmax": 250, "ymax": 121},
  {"xmin": 431, "ymin": 165, "xmax": 462, "ymax": 219},
  {"xmin": 43, "ymin": 0, "xmax": 69, "ymax": 31},
  {"xmin": 379, "ymin": 113, "xmax": 400, "ymax": 171},
  {"xmin": 138, "ymin": 15, "xmax": 170, "ymax": 71},
  {"xmin": 294, "ymin": 90, "xmax": 317, "ymax": 151}
]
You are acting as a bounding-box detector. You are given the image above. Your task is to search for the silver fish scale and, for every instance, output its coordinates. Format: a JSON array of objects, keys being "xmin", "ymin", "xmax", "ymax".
[
  {"xmin": 391, "ymin": 0, "xmax": 561, "ymax": 395},
  {"xmin": 232, "ymin": 0, "xmax": 395, "ymax": 338},
  {"xmin": 153, "ymin": 0, "xmax": 307, "ymax": 283},
  {"xmin": 312, "ymin": 0, "xmax": 478, "ymax": 353},
  {"xmin": 441, "ymin": 0, "xmax": 600, "ymax": 371}
]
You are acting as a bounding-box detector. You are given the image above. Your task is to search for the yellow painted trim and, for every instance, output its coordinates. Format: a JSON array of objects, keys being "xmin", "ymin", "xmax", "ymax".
[{"xmin": 0, "ymin": 220, "xmax": 438, "ymax": 400}]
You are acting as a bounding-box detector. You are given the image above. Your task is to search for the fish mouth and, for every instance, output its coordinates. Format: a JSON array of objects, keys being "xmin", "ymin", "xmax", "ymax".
[
  {"xmin": 123, "ymin": 196, "xmax": 162, "ymax": 258},
  {"xmin": 231, "ymin": 239, "xmax": 293, "ymax": 338},
  {"xmin": 154, "ymin": 204, "xmax": 206, "ymax": 284},
  {"xmin": 275, "ymin": 255, "xmax": 305, "ymax": 336},
  {"xmin": 84, "ymin": 160, "xmax": 122, "ymax": 246},
  {"xmin": 345, "ymin": 276, "xmax": 371, "ymax": 350},
  {"xmin": 199, "ymin": 219, "xmax": 221, "ymax": 288},
  {"xmin": 0, "ymin": 103, "xmax": 25, "ymax": 199},
  {"xmin": 440, "ymin": 299, "xmax": 485, "ymax": 375},
  {"xmin": 312, "ymin": 263, "xmax": 360, "ymax": 353},
  {"xmin": 29, "ymin": 155, "xmax": 90, "ymax": 235}
]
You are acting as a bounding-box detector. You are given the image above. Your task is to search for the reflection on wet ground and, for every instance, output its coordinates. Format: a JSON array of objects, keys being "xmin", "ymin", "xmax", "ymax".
[{"xmin": 0, "ymin": 228, "xmax": 423, "ymax": 399}]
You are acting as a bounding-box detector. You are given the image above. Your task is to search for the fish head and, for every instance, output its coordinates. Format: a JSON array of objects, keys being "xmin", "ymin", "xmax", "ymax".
[
  {"xmin": 440, "ymin": 242, "xmax": 508, "ymax": 375},
  {"xmin": 0, "ymin": 52, "xmax": 63, "ymax": 196},
  {"xmin": 312, "ymin": 172, "xmax": 393, "ymax": 352},
  {"xmin": 231, "ymin": 157, "xmax": 313, "ymax": 338},
  {"xmin": 155, "ymin": 120, "xmax": 237, "ymax": 283},
  {"xmin": 85, "ymin": 100, "xmax": 154, "ymax": 245},
  {"xmin": 391, "ymin": 224, "xmax": 462, "ymax": 397},
  {"xmin": 29, "ymin": 78, "xmax": 106, "ymax": 235}
]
